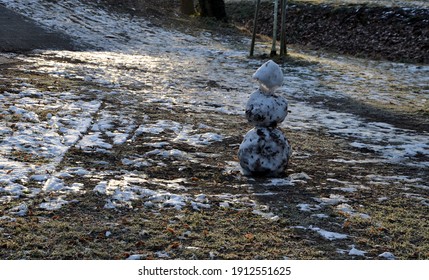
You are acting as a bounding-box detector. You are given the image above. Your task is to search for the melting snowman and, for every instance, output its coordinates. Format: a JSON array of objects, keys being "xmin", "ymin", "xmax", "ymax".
[{"xmin": 238, "ymin": 60, "xmax": 291, "ymax": 177}]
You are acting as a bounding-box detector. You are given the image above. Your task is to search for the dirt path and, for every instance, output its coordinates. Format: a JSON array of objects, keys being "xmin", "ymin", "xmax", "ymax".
[{"xmin": 0, "ymin": 5, "xmax": 75, "ymax": 52}]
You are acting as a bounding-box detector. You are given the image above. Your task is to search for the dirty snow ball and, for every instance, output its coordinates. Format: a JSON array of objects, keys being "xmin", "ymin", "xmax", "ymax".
[
  {"xmin": 252, "ymin": 60, "xmax": 284, "ymax": 93},
  {"xmin": 238, "ymin": 127, "xmax": 291, "ymax": 177},
  {"xmin": 245, "ymin": 89, "xmax": 288, "ymax": 127}
]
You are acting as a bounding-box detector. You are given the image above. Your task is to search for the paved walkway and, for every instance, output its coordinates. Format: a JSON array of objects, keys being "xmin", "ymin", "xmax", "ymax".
[{"xmin": 0, "ymin": 5, "xmax": 74, "ymax": 52}]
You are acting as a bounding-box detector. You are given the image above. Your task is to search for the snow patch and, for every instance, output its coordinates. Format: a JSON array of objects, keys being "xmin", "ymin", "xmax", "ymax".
[
  {"xmin": 379, "ymin": 252, "xmax": 395, "ymax": 260},
  {"xmin": 348, "ymin": 245, "xmax": 366, "ymax": 256},
  {"xmin": 309, "ymin": 226, "xmax": 348, "ymax": 240},
  {"xmin": 39, "ymin": 197, "xmax": 70, "ymax": 210}
]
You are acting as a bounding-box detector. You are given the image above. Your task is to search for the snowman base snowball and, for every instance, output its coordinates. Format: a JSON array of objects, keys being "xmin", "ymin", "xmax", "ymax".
[{"xmin": 238, "ymin": 127, "xmax": 291, "ymax": 177}]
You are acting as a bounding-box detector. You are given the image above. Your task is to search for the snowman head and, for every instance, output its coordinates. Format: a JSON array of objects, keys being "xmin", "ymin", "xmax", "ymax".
[{"xmin": 252, "ymin": 60, "xmax": 284, "ymax": 94}]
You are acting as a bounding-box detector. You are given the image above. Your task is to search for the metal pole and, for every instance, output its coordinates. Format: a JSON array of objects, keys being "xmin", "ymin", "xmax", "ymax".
[
  {"xmin": 250, "ymin": 0, "xmax": 261, "ymax": 57},
  {"xmin": 270, "ymin": 0, "xmax": 279, "ymax": 57},
  {"xmin": 279, "ymin": 0, "xmax": 287, "ymax": 57}
]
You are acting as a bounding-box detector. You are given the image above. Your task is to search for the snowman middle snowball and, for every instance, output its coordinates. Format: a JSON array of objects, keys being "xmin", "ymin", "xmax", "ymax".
[{"xmin": 245, "ymin": 90, "xmax": 288, "ymax": 128}]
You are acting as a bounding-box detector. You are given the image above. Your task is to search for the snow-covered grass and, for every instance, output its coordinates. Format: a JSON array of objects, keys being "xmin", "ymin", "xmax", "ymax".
[{"xmin": 0, "ymin": 0, "xmax": 428, "ymax": 259}]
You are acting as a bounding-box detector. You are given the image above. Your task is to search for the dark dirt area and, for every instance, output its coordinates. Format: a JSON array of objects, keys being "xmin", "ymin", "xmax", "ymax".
[{"xmin": 227, "ymin": 1, "xmax": 429, "ymax": 64}]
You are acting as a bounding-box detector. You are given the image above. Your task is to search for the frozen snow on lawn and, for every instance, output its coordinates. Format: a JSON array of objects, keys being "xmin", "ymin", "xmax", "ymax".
[
  {"xmin": 43, "ymin": 177, "xmax": 66, "ymax": 192},
  {"xmin": 77, "ymin": 132, "xmax": 113, "ymax": 151},
  {"xmin": 348, "ymin": 245, "xmax": 366, "ymax": 256},
  {"xmin": 379, "ymin": 252, "xmax": 396, "ymax": 260},
  {"xmin": 1, "ymin": 83, "xmax": 101, "ymax": 199},
  {"xmin": 40, "ymin": 174, "xmax": 85, "ymax": 211},
  {"xmin": 135, "ymin": 120, "xmax": 224, "ymax": 147},
  {"xmin": 283, "ymin": 103, "xmax": 429, "ymax": 167},
  {"xmin": 314, "ymin": 194, "xmax": 348, "ymax": 205},
  {"xmin": 145, "ymin": 149, "xmax": 189, "ymax": 159},
  {"xmin": 309, "ymin": 226, "xmax": 348, "ymax": 241},
  {"xmin": 92, "ymin": 176, "xmax": 209, "ymax": 210},
  {"xmin": 297, "ymin": 203, "xmax": 321, "ymax": 212},
  {"xmin": 8, "ymin": 203, "xmax": 28, "ymax": 216},
  {"xmin": 126, "ymin": 254, "xmax": 145, "ymax": 260},
  {"xmin": 39, "ymin": 196, "xmax": 72, "ymax": 210},
  {"xmin": 312, "ymin": 213, "xmax": 329, "ymax": 219},
  {"xmin": 252, "ymin": 209, "xmax": 280, "ymax": 221},
  {"xmin": 121, "ymin": 157, "xmax": 151, "ymax": 168},
  {"xmin": 260, "ymin": 172, "xmax": 311, "ymax": 187},
  {"xmin": 134, "ymin": 120, "xmax": 181, "ymax": 136},
  {"xmin": 8, "ymin": 106, "xmax": 40, "ymax": 122},
  {"xmin": 3, "ymin": 0, "xmax": 426, "ymax": 169},
  {"xmin": 336, "ymin": 203, "xmax": 371, "ymax": 219},
  {"xmin": 174, "ymin": 131, "xmax": 224, "ymax": 146},
  {"xmin": 91, "ymin": 111, "xmax": 136, "ymax": 145},
  {"xmin": 291, "ymin": 225, "xmax": 348, "ymax": 240}
]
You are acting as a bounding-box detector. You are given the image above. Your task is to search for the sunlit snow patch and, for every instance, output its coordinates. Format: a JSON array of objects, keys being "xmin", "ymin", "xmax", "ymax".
[{"xmin": 39, "ymin": 197, "xmax": 71, "ymax": 210}]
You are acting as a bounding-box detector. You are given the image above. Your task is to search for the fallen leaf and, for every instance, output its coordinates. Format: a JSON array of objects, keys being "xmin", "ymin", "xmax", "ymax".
[
  {"xmin": 244, "ymin": 233, "xmax": 254, "ymax": 240},
  {"xmin": 169, "ymin": 241, "xmax": 180, "ymax": 249},
  {"xmin": 343, "ymin": 220, "xmax": 352, "ymax": 229}
]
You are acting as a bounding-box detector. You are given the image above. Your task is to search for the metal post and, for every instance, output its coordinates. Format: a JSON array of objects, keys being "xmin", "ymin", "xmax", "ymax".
[
  {"xmin": 270, "ymin": 0, "xmax": 279, "ymax": 57},
  {"xmin": 250, "ymin": 0, "xmax": 261, "ymax": 57},
  {"xmin": 279, "ymin": 0, "xmax": 287, "ymax": 57}
]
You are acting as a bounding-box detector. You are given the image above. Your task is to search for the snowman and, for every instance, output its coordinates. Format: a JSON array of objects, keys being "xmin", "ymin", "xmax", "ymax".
[{"xmin": 238, "ymin": 60, "xmax": 291, "ymax": 177}]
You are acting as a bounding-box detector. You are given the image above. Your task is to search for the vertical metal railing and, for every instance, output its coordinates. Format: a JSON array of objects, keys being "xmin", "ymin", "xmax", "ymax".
[
  {"xmin": 250, "ymin": 0, "xmax": 261, "ymax": 57},
  {"xmin": 250, "ymin": 0, "xmax": 288, "ymax": 58}
]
